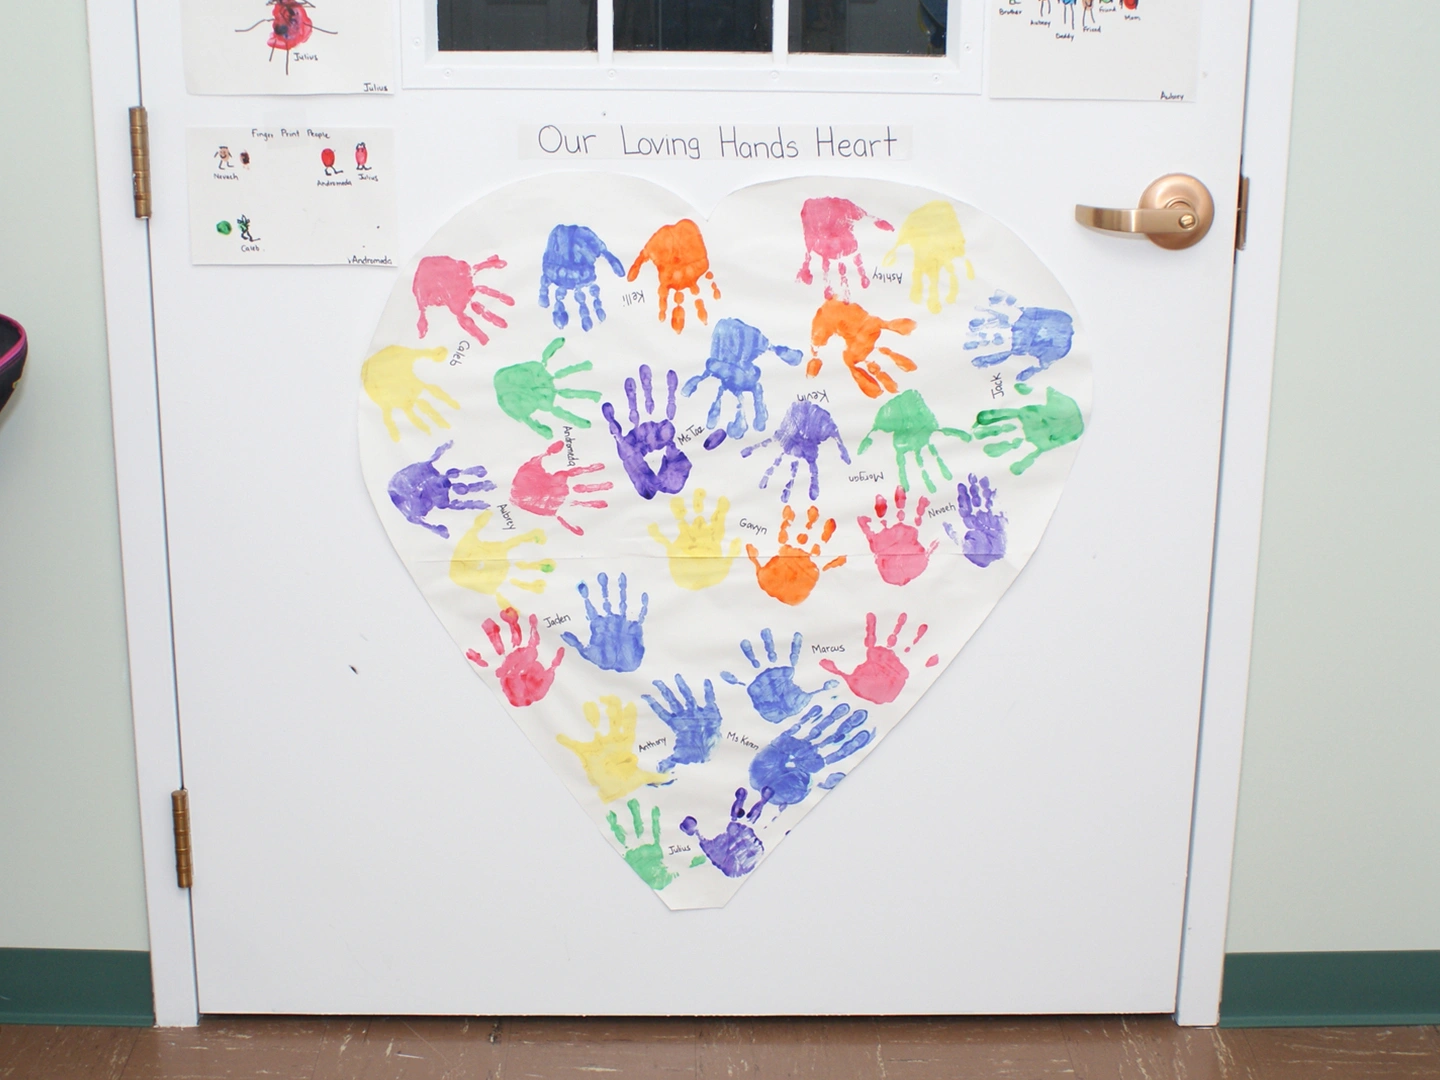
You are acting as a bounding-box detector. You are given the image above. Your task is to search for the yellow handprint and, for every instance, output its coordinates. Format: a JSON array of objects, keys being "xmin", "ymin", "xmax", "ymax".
[
  {"xmin": 449, "ymin": 510, "xmax": 555, "ymax": 610},
  {"xmin": 557, "ymin": 696, "xmax": 670, "ymax": 803},
  {"xmin": 882, "ymin": 200, "xmax": 976, "ymax": 315},
  {"xmin": 361, "ymin": 345, "xmax": 458, "ymax": 442},
  {"xmin": 646, "ymin": 488, "xmax": 742, "ymax": 591}
]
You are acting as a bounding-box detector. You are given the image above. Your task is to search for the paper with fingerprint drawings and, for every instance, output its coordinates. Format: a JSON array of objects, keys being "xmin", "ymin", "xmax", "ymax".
[
  {"xmin": 187, "ymin": 128, "xmax": 397, "ymax": 266},
  {"xmin": 987, "ymin": 0, "xmax": 1199, "ymax": 100},
  {"xmin": 357, "ymin": 174, "xmax": 1091, "ymax": 909},
  {"xmin": 181, "ymin": 0, "xmax": 395, "ymax": 95}
]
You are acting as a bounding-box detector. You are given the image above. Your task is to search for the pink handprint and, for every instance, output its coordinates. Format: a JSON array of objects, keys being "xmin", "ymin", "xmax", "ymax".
[
  {"xmin": 466, "ymin": 607, "xmax": 563, "ymax": 707},
  {"xmin": 819, "ymin": 612, "xmax": 939, "ymax": 705},
  {"xmin": 857, "ymin": 486, "xmax": 937, "ymax": 586},
  {"xmin": 413, "ymin": 255, "xmax": 516, "ymax": 345},
  {"xmin": 510, "ymin": 440, "xmax": 612, "ymax": 536},
  {"xmin": 796, "ymin": 198, "xmax": 895, "ymax": 299}
]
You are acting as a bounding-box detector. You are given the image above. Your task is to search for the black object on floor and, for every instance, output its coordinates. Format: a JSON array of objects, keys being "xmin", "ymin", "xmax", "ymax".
[{"xmin": 0, "ymin": 314, "xmax": 27, "ymax": 414}]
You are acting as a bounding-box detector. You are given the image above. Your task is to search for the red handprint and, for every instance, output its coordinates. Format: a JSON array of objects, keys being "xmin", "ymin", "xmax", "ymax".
[
  {"xmin": 808, "ymin": 298, "xmax": 918, "ymax": 399},
  {"xmin": 466, "ymin": 607, "xmax": 563, "ymax": 707},
  {"xmin": 509, "ymin": 440, "xmax": 612, "ymax": 536},
  {"xmin": 413, "ymin": 255, "xmax": 516, "ymax": 345},
  {"xmin": 857, "ymin": 487, "xmax": 937, "ymax": 586},
  {"xmin": 626, "ymin": 219, "xmax": 722, "ymax": 333},
  {"xmin": 819, "ymin": 612, "xmax": 938, "ymax": 705}
]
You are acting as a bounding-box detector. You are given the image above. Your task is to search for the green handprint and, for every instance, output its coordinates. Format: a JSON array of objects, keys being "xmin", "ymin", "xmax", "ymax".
[
  {"xmin": 972, "ymin": 386, "xmax": 1084, "ymax": 475},
  {"xmin": 856, "ymin": 389, "xmax": 970, "ymax": 494},
  {"xmin": 493, "ymin": 336, "xmax": 602, "ymax": 438},
  {"xmin": 607, "ymin": 799, "xmax": 678, "ymax": 890}
]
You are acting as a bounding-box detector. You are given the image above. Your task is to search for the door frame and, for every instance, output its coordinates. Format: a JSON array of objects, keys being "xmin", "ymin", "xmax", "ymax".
[{"xmin": 89, "ymin": 0, "xmax": 1299, "ymax": 1028}]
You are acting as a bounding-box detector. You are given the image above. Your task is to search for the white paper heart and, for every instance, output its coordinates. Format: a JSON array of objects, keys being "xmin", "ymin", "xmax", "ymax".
[{"xmin": 358, "ymin": 174, "xmax": 1090, "ymax": 909}]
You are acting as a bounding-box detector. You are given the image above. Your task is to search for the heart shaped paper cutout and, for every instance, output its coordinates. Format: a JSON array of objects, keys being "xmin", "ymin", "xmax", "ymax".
[{"xmin": 359, "ymin": 174, "xmax": 1090, "ymax": 909}]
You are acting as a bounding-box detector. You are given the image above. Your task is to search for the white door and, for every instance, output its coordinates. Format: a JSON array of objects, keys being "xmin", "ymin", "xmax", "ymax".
[{"xmin": 134, "ymin": 0, "xmax": 1248, "ymax": 1014}]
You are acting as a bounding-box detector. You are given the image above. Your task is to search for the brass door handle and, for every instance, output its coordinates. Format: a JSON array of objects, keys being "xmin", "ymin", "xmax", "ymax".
[{"xmin": 1075, "ymin": 173, "xmax": 1214, "ymax": 250}]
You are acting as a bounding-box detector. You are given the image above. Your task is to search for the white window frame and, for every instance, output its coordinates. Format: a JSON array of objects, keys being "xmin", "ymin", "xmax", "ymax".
[{"xmin": 401, "ymin": 0, "xmax": 982, "ymax": 92}]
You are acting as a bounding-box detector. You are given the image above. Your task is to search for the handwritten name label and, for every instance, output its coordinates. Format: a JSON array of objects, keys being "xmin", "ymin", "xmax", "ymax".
[
  {"xmin": 363, "ymin": 82, "xmax": 390, "ymax": 93},
  {"xmin": 562, "ymin": 425, "xmax": 578, "ymax": 465},
  {"xmin": 497, "ymin": 504, "xmax": 516, "ymax": 531},
  {"xmin": 675, "ymin": 423, "xmax": 706, "ymax": 446},
  {"xmin": 849, "ymin": 471, "xmax": 884, "ymax": 483},
  {"xmin": 638, "ymin": 737, "xmax": 668, "ymax": 752},
  {"xmin": 522, "ymin": 124, "xmax": 912, "ymax": 162},
  {"xmin": 872, "ymin": 270, "xmax": 903, "ymax": 284},
  {"xmin": 667, "ymin": 843, "xmax": 693, "ymax": 855},
  {"xmin": 347, "ymin": 254, "xmax": 393, "ymax": 265},
  {"xmin": 544, "ymin": 613, "xmax": 572, "ymax": 628},
  {"xmin": 739, "ymin": 518, "xmax": 768, "ymax": 536},
  {"xmin": 726, "ymin": 732, "xmax": 760, "ymax": 751},
  {"xmin": 990, "ymin": 372, "xmax": 1005, "ymax": 398},
  {"xmin": 927, "ymin": 502, "xmax": 956, "ymax": 519},
  {"xmin": 797, "ymin": 389, "xmax": 830, "ymax": 403},
  {"xmin": 811, "ymin": 644, "xmax": 846, "ymax": 654},
  {"xmin": 1160, "ymin": 90, "xmax": 1185, "ymax": 100}
]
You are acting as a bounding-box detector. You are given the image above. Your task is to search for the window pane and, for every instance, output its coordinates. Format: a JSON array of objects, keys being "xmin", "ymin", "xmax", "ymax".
[
  {"xmin": 439, "ymin": 0, "xmax": 597, "ymax": 51},
  {"xmin": 615, "ymin": 0, "xmax": 772, "ymax": 51},
  {"xmin": 789, "ymin": 0, "xmax": 943, "ymax": 54}
]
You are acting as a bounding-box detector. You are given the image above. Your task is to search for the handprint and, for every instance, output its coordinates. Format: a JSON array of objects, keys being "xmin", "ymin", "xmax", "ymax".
[
  {"xmin": 493, "ymin": 337, "xmax": 602, "ymax": 439},
  {"xmin": 361, "ymin": 345, "xmax": 457, "ymax": 442},
  {"xmin": 682, "ymin": 318, "xmax": 804, "ymax": 441},
  {"xmin": 647, "ymin": 489, "xmax": 741, "ymax": 591},
  {"xmin": 857, "ymin": 389, "xmax": 970, "ymax": 494},
  {"xmin": 972, "ymin": 386, "xmax": 1085, "ymax": 475},
  {"xmin": 944, "ymin": 474, "xmax": 1007, "ymax": 568},
  {"xmin": 747, "ymin": 505, "xmax": 847, "ymax": 606},
  {"xmin": 965, "ymin": 292, "xmax": 1075, "ymax": 382},
  {"xmin": 388, "ymin": 441, "xmax": 494, "ymax": 538},
  {"xmin": 449, "ymin": 512, "xmax": 555, "ymax": 610},
  {"xmin": 539, "ymin": 224, "xmax": 626, "ymax": 332},
  {"xmin": 643, "ymin": 674, "xmax": 723, "ymax": 772},
  {"xmin": 721, "ymin": 628, "xmax": 838, "ymax": 724},
  {"xmin": 795, "ymin": 197, "xmax": 895, "ymax": 299},
  {"xmin": 560, "ymin": 572, "xmax": 648, "ymax": 673},
  {"xmin": 807, "ymin": 298, "xmax": 917, "ymax": 399},
  {"xmin": 627, "ymin": 219, "xmax": 722, "ymax": 333},
  {"xmin": 858, "ymin": 486, "xmax": 938, "ymax": 586},
  {"xmin": 819, "ymin": 612, "xmax": 938, "ymax": 705},
  {"xmin": 413, "ymin": 255, "xmax": 515, "ymax": 345},
  {"xmin": 465, "ymin": 606, "xmax": 563, "ymax": 707},
  {"xmin": 740, "ymin": 400, "xmax": 851, "ymax": 503},
  {"xmin": 557, "ymin": 696, "xmax": 670, "ymax": 803},
  {"xmin": 509, "ymin": 439, "xmax": 611, "ymax": 536},
  {"xmin": 881, "ymin": 200, "xmax": 975, "ymax": 314},
  {"xmin": 749, "ymin": 702, "xmax": 874, "ymax": 809},
  {"xmin": 602, "ymin": 364, "xmax": 693, "ymax": 499},
  {"xmin": 679, "ymin": 787, "xmax": 772, "ymax": 878},
  {"xmin": 607, "ymin": 799, "xmax": 678, "ymax": 890}
]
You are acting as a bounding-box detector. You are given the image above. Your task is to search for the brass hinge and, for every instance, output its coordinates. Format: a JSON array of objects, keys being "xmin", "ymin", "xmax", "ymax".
[
  {"xmin": 1235, "ymin": 173, "xmax": 1250, "ymax": 251},
  {"xmin": 171, "ymin": 789, "xmax": 193, "ymax": 888},
  {"xmin": 129, "ymin": 106, "xmax": 151, "ymax": 220}
]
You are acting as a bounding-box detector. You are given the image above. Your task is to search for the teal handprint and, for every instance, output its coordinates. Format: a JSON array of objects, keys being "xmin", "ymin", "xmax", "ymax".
[
  {"xmin": 493, "ymin": 336, "xmax": 602, "ymax": 438},
  {"xmin": 972, "ymin": 386, "xmax": 1084, "ymax": 475},
  {"xmin": 856, "ymin": 389, "xmax": 970, "ymax": 494},
  {"xmin": 607, "ymin": 799, "xmax": 678, "ymax": 890}
]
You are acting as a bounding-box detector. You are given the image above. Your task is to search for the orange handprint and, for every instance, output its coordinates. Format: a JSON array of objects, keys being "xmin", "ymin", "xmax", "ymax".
[
  {"xmin": 626, "ymin": 219, "xmax": 722, "ymax": 333},
  {"xmin": 807, "ymin": 298, "xmax": 918, "ymax": 398},
  {"xmin": 747, "ymin": 505, "xmax": 847, "ymax": 606}
]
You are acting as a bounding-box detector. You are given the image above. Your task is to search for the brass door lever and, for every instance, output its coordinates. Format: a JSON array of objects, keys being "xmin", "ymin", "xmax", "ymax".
[{"xmin": 1076, "ymin": 174, "xmax": 1214, "ymax": 249}]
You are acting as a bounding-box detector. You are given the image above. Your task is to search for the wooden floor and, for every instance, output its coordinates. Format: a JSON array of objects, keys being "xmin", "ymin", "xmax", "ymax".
[{"xmin": 5, "ymin": 1016, "xmax": 1440, "ymax": 1079}]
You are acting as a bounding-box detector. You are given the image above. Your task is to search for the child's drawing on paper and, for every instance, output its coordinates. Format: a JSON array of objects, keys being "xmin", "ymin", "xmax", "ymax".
[
  {"xmin": 235, "ymin": 1, "xmax": 337, "ymax": 75},
  {"xmin": 356, "ymin": 173, "xmax": 1091, "ymax": 910}
]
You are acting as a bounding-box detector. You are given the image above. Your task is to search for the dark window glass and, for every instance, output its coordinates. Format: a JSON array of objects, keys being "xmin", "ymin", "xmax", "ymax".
[
  {"xmin": 439, "ymin": 0, "xmax": 597, "ymax": 50},
  {"xmin": 614, "ymin": 0, "xmax": 772, "ymax": 51},
  {"xmin": 789, "ymin": 0, "xmax": 943, "ymax": 53}
]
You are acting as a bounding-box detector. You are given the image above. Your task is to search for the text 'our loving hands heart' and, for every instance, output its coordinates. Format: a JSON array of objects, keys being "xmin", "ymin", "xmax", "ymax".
[{"xmin": 358, "ymin": 174, "xmax": 1091, "ymax": 909}]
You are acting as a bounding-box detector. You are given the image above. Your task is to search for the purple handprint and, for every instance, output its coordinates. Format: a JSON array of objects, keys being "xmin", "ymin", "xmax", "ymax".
[
  {"xmin": 387, "ymin": 441, "xmax": 494, "ymax": 538},
  {"xmin": 749, "ymin": 702, "xmax": 873, "ymax": 809},
  {"xmin": 944, "ymin": 473, "xmax": 1007, "ymax": 567},
  {"xmin": 603, "ymin": 364, "xmax": 693, "ymax": 500},
  {"xmin": 740, "ymin": 399, "xmax": 851, "ymax": 503},
  {"xmin": 680, "ymin": 787, "xmax": 772, "ymax": 878}
]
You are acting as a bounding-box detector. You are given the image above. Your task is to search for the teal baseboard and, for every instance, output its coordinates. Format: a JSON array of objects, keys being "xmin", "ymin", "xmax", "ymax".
[
  {"xmin": 1221, "ymin": 951, "xmax": 1440, "ymax": 1027},
  {"xmin": 0, "ymin": 948, "xmax": 153, "ymax": 1026}
]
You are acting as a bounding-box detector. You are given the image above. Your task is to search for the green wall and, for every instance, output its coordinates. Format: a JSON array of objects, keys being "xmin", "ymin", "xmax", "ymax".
[
  {"xmin": 0, "ymin": 1, "xmax": 150, "ymax": 953},
  {"xmin": 1224, "ymin": 0, "xmax": 1440, "ymax": 954}
]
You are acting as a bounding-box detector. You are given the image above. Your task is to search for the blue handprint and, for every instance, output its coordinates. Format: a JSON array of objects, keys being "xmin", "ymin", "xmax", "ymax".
[
  {"xmin": 721, "ymin": 628, "xmax": 838, "ymax": 724},
  {"xmin": 560, "ymin": 572, "xmax": 648, "ymax": 672},
  {"xmin": 680, "ymin": 787, "xmax": 772, "ymax": 878},
  {"xmin": 539, "ymin": 224, "xmax": 626, "ymax": 332},
  {"xmin": 387, "ymin": 441, "xmax": 494, "ymax": 538},
  {"xmin": 749, "ymin": 702, "xmax": 874, "ymax": 809},
  {"xmin": 740, "ymin": 400, "xmax": 851, "ymax": 503},
  {"xmin": 943, "ymin": 473, "xmax": 1007, "ymax": 568},
  {"xmin": 643, "ymin": 674, "xmax": 723, "ymax": 772},
  {"xmin": 682, "ymin": 318, "xmax": 804, "ymax": 441},
  {"xmin": 964, "ymin": 292, "xmax": 1074, "ymax": 382},
  {"xmin": 603, "ymin": 364, "xmax": 693, "ymax": 500}
]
